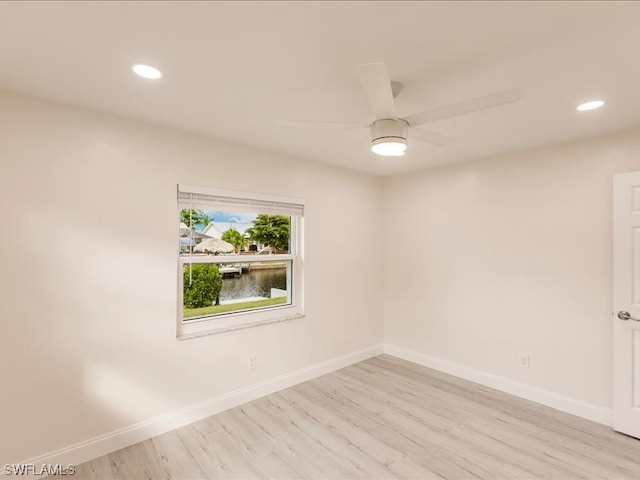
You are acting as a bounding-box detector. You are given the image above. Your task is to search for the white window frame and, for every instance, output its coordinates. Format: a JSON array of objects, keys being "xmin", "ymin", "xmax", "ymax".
[{"xmin": 177, "ymin": 184, "xmax": 304, "ymax": 339}]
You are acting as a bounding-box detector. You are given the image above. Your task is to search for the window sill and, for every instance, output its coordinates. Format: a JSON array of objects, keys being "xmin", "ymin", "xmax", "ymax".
[{"xmin": 177, "ymin": 312, "xmax": 305, "ymax": 340}]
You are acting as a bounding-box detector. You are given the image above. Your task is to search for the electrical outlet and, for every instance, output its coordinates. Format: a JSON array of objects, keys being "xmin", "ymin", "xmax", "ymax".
[
  {"xmin": 247, "ymin": 354, "xmax": 257, "ymax": 370},
  {"xmin": 518, "ymin": 353, "xmax": 529, "ymax": 369}
]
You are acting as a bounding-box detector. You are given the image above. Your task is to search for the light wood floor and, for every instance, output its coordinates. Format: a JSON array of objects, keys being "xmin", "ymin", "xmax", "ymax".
[{"xmin": 75, "ymin": 355, "xmax": 640, "ymax": 479}]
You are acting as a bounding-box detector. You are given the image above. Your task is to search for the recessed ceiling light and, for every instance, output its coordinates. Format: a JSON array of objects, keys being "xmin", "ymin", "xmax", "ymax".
[
  {"xmin": 576, "ymin": 100, "xmax": 605, "ymax": 111},
  {"xmin": 132, "ymin": 64, "xmax": 162, "ymax": 80}
]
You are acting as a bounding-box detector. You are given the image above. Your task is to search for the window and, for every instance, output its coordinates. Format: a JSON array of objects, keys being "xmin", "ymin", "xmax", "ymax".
[{"xmin": 177, "ymin": 184, "xmax": 304, "ymax": 338}]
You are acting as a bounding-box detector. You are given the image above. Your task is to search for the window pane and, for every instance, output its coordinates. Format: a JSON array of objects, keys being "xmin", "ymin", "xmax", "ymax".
[
  {"xmin": 179, "ymin": 210, "xmax": 291, "ymax": 256},
  {"xmin": 182, "ymin": 260, "xmax": 291, "ymax": 321}
]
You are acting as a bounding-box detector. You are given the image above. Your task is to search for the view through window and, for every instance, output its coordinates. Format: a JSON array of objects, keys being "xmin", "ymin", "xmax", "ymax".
[{"xmin": 178, "ymin": 186, "xmax": 303, "ymax": 335}]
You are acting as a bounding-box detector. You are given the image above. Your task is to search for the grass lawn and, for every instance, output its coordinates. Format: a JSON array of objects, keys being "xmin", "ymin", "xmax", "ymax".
[{"xmin": 184, "ymin": 296, "xmax": 287, "ymax": 318}]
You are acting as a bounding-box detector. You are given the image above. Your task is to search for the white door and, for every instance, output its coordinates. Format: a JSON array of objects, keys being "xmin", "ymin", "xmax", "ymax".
[{"xmin": 613, "ymin": 171, "xmax": 640, "ymax": 438}]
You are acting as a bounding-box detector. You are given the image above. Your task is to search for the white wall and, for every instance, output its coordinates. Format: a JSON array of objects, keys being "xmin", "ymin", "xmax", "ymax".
[
  {"xmin": 4, "ymin": 87, "xmax": 640, "ymax": 465},
  {"xmin": 0, "ymin": 91, "xmax": 384, "ymax": 465},
  {"xmin": 383, "ymin": 129, "xmax": 640, "ymax": 412}
]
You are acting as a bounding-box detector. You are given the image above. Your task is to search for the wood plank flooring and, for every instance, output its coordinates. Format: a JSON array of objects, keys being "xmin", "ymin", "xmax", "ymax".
[{"xmin": 75, "ymin": 355, "xmax": 640, "ymax": 479}]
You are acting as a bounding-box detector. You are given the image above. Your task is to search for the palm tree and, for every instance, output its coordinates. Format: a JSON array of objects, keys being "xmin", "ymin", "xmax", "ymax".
[
  {"xmin": 180, "ymin": 210, "xmax": 211, "ymax": 231},
  {"xmin": 180, "ymin": 209, "xmax": 201, "ymax": 227},
  {"xmin": 197, "ymin": 213, "xmax": 212, "ymax": 229},
  {"xmin": 221, "ymin": 228, "xmax": 247, "ymax": 253}
]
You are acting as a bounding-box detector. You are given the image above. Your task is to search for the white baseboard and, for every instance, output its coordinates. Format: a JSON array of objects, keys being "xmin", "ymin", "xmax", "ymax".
[
  {"xmin": 21, "ymin": 342, "xmax": 611, "ymax": 470},
  {"xmin": 23, "ymin": 344, "xmax": 384, "ymax": 467},
  {"xmin": 383, "ymin": 343, "xmax": 613, "ymax": 426}
]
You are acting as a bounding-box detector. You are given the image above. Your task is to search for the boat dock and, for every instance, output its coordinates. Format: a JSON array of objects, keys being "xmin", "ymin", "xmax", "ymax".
[{"xmin": 219, "ymin": 266, "xmax": 242, "ymax": 277}]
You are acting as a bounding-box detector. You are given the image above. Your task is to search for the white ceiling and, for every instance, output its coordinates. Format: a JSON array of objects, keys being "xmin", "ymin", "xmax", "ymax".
[{"xmin": 1, "ymin": 1, "xmax": 639, "ymax": 176}]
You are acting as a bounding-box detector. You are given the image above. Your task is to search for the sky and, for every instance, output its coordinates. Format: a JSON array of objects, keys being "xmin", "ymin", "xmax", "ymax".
[
  {"xmin": 189, "ymin": 210, "xmax": 257, "ymax": 233},
  {"xmin": 206, "ymin": 211, "xmax": 256, "ymax": 223}
]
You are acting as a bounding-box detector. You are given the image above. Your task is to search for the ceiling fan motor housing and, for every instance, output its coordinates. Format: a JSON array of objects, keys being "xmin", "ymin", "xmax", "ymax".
[{"xmin": 371, "ymin": 118, "xmax": 408, "ymax": 145}]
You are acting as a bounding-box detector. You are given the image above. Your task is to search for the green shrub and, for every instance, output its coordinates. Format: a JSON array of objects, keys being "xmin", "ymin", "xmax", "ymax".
[{"xmin": 183, "ymin": 264, "xmax": 222, "ymax": 308}]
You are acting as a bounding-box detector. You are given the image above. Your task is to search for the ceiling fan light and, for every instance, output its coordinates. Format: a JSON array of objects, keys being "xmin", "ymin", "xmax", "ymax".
[
  {"xmin": 370, "ymin": 118, "xmax": 409, "ymax": 157},
  {"xmin": 371, "ymin": 138, "xmax": 407, "ymax": 156}
]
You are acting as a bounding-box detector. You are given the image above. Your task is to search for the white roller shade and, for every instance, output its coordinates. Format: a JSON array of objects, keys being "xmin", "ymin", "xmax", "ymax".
[{"xmin": 178, "ymin": 184, "xmax": 304, "ymax": 217}]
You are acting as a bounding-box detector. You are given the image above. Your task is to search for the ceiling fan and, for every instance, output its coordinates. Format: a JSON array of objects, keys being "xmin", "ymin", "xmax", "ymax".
[{"xmin": 279, "ymin": 63, "xmax": 521, "ymax": 157}]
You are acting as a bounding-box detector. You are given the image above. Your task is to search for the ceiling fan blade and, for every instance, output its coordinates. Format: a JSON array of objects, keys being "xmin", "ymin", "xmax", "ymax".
[
  {"xmin": 356, "ymin": 63, "xmax": 397, "ymax": 120},
  {"xmin": 410, "ymin": 127, "xmax": 456, "ymax": 146},
  {"xmin": 404, "ymin": 88, "xmax": 521, "ymax": 127},
  {"xmin": 277, "ymin": 119, "xmax": 367, "ymax": 129}
]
